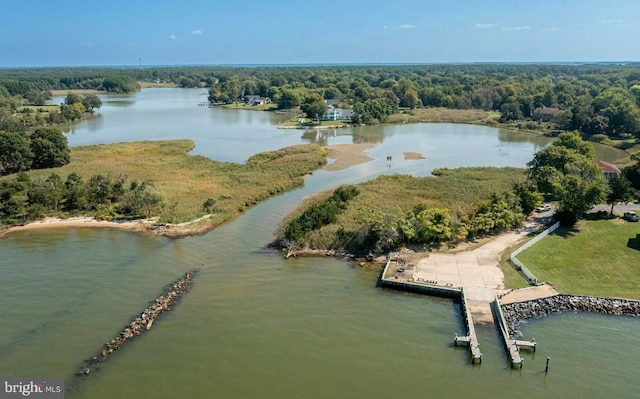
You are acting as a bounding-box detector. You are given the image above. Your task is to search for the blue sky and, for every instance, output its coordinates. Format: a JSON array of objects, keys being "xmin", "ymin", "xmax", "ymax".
[{"xmin": 2, "ymin": 0, "xmax": 639, "ymax": 67}]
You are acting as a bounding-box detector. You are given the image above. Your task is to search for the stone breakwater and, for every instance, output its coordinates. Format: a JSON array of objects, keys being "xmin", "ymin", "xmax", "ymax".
[
  {"xmin": 76, "ymin": 269, "xmax": 198, "ymax": 376},
  {"xmin": 502, "ymin": 294, "xmax": 640, "ymax": 337}
]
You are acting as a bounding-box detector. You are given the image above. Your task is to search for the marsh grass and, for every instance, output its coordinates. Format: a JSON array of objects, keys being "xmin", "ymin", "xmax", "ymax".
[
  {"xmin": 517, "ymin": 218, "xmax": 640, "ymax": 299},
  {"xmin": 386, "ymin": 108, "xmax": 493, "ymax": 124},
  {"xmin": 279, "ymin": 167, "xmax": 527, "ymax": 249},
  {"xmin": 10, "ymin": 140, "xmax": 327, "ymax": 228}
]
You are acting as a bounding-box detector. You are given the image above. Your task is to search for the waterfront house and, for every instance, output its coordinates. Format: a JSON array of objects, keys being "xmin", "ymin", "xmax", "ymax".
[
  {"xmin": 245, "ymin": 95, "xmax": 268, "ymax": 106},
  {"xmin": 596, "ymin": 160, "xmax": 621, "ymax": 180},
  {"xmin": 323, "ymin": 106, "xmax": 353, "ymax": 121},
  {"xmin": 532, "ymin": 106, "xmax": 561, "ymax": 122}
]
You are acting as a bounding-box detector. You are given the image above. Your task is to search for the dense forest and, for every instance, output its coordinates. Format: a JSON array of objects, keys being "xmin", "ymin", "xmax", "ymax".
[{"xmin": 1, "ymin": 64, "xmax": 640, "ymax": 137}]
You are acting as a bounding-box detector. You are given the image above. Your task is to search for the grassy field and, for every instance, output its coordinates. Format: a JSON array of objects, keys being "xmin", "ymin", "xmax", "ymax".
[
  {"xmin": 500, "ymin": 238, "xmax": 538, "ymax": 290},
  {"xmin": 386, "ymin": 107, "xmax": 496, "ymax": 124},
  {"xmin": 50, "ymin": 89, "xmax": 101, "ymax": 96},
  {"xmin": 138, "ymin": 81, "xmax": 178, "ymax": 88},
  {"xmin": 9, "ymin": 140, "xmax": 327, "ymax": 232},
  {"xmin": 219, "ymin": 102, "xmax": 278, "ymax": 111},
  {"xmin": 517, "ymin": 218, "xmax": 640, "ymax": 299}
]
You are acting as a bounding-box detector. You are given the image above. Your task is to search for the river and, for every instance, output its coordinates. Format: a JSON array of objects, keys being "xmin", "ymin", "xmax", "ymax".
[{"xmin": 1, "ymin": 89, "xmax": 637, "ymax": 398}]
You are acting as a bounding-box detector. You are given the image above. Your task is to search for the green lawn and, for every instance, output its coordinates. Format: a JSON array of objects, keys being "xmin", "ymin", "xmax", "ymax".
[
  {"xmin": 500, "ymin": 239, "xmax": 536, "ymax": 290},
  {"xmin": 517, "ymin": 218, "xmax": 640, "ymax": 299},
  {"xmin": 219, "ymin": 102, "xmax": 277, "ymax": 111}
]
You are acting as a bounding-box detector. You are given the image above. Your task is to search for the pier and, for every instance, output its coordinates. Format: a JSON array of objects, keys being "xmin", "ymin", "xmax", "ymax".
[
  {"xmin": 454, "ymin": 288, "xmax": 483, "ymax": 364},
  {"xmin": 380, "ymin": 258, "xmax": 536, "ymax": 368},
  {"xmin": 491, "ymin": 297, "xmax": 536, "ymax": 368}
]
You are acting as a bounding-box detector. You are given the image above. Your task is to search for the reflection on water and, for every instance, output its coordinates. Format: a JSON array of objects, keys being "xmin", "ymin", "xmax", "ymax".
[{"xmin": 102, "ymin": 99, "xmax": 135, "ymax": 107}]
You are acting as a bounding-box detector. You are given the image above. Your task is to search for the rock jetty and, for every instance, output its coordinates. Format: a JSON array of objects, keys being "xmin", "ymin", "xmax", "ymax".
[
  {"xmin": 76, "ymin": 269, "xmax": 198, "ymax": 376},
  {"xmin": 502, "ymin": 294, "xmax": 640, "ymax": 337}
]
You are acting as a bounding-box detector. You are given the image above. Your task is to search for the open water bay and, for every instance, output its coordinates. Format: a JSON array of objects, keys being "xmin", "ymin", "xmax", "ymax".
[{"xmin": 1, "ymin": 88, "xmax": 637, "ymax": 398}]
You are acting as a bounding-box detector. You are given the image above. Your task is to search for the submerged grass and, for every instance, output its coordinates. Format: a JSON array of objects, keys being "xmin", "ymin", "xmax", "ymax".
[
  {"xmin": 10, "ymin": 140, "xmax": 327, "ymax": 229},
  {"xmin": 517, "ymin": 218, "xmax": 640, "ymax": 299}
]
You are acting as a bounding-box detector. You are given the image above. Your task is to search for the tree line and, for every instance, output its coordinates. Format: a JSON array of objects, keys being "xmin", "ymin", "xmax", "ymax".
[
  {"xmin": 0, "ymin": 127, "xmax": 70, "ymax": 175},
  {"xmin": 0, "ymin": 171, "xmax": 161, "ymax": 226},
  {"xmin": 2, "ymin": 64, "xmax": 640, "ymax": 136}
]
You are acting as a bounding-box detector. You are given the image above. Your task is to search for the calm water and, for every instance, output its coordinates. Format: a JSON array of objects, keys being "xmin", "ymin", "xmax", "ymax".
[{"xmin": 2, "ymin": 89, "xmax": 637, "ymax": 398}]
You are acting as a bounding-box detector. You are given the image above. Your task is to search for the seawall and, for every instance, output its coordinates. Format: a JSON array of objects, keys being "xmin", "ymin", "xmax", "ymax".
[{"xmin": 502, "ymin": 294, "xmax": 640, "ymax": 336}]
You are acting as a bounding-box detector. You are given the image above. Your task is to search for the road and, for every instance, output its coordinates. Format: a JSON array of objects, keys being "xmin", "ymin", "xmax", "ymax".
[{"xmin": 592, "ymin": 203, "xmax": 640, "ymax": 215}]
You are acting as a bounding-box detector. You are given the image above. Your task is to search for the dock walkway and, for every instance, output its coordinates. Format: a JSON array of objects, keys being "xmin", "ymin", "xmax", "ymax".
[{"xmin": 381, "ymin": 258, "xmax": 536, "ymax": 368}]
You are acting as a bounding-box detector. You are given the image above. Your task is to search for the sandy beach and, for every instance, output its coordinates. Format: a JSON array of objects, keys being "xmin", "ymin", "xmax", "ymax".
[
  {"xmin": 323, "ymin": 143, "xmax": 375, "ymax": 171},
  {"xmin": 0, "ymin": 217, "xmax": 150, "ymax": 238}
]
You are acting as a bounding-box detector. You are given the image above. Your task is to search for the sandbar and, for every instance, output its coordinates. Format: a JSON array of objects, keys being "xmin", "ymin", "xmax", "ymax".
[
  {"xmin": 323, "ymin": 144, "xmax": 375, "ymax": 171},
  {"xmin": 403, "ymin": 152, "xmax": 425, "ymax": 160}
]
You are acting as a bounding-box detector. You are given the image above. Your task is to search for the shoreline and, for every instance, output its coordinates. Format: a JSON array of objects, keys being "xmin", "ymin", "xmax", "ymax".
[
  {"xmin": 0, "ymin": 143, "xmax": 377, "ymax": 239},
  {"xmin": 0, "ymin": 215, "xmax": 217, "ymax": 239},
  {"xmin": 502, "ymin": 294, "xmax": 640, "ymax": 337}
]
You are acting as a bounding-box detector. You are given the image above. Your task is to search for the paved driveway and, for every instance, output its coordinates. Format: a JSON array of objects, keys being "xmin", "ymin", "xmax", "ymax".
[
  {"xmin": 412, "ymin": 223, "xmax": 540, "ymax": 292},
  {"xmin": 593, "ymin": 203, "xmax": 640, "ymax": 215}
]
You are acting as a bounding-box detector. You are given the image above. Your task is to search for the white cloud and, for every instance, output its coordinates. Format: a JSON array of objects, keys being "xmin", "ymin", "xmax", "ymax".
[
  {"xmin": 474, "ymin": 23, "xmax": 498, "ymax": 29},
  {"xmin": 382, "ymin": 25, "xmax": 388, "ymax": 30},
  {"xmin": 601, "ymin": 19, "xmax": 622, "ymax": 24},
  {"xmin": 192, "ymin": 30, "xmax": 203, "ymax": 35},
  {"xmin": 501, "ymin": 26, "xmax": 531, "ymax": 31},
  {"xmin": 398, "ymin": 24, "xmax": 416, "ymax": 29},
  {"xmin": 168, "ymin": 34, "xmax": 176, "ymax": 41},
  {"xmin": 543, "ymin": 27, "xmax": 561, "ymax": 32}
]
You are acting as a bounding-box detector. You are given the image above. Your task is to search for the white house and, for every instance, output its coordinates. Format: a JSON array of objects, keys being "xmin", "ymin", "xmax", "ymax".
[
  {"xmin": 244, "ymin": 95, "xmax": 268, "ymax": 106},
  {"xmin": 323, "ymin": 106, "xmax": 353, "ymax": 121}
]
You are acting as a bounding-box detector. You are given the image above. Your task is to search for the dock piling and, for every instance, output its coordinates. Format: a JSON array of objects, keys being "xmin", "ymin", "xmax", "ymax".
[{"xmin": 545, "ymin": 357, "xmax": 550, "ymax": 373}]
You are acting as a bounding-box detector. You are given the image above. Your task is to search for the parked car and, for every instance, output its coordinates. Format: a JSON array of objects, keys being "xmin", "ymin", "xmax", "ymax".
[
  {"xmin": 536, "ymin": 204, "xmax": 551, "ymax": 212},
  {"xmin": 623, "ymin": 211, "xmax": 640, "ymax": 222}
]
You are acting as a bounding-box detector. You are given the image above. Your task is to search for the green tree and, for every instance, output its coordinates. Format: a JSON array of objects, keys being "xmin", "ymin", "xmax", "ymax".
[
  {"xmin": 277, "ymin": 89, "xmax": 302, "ymax": 109},
  {"xmin": 552, "ymin": 110, "xmax": 573, "ymax": 130},
  {"xmin": 65, "ymin": 92, "xmax": 83, "ymax": 105},
  {"xmin": 300, "ymin": 94, "xmax": 328, "ymax": 123},
  {"xmin": 414, "ymin": 208, "xmax": 452, "ymax": 243},
  {"xmin": 30, "ymin": 128, "xmax": 70, "ymax": 169},
  {"xmin": 400, "ymin": 89, "xmax": 421, "ymax": 109},
  {"xmin": 593, "ymin": 88, "xmax": 640, "ymax": 135},
  {"xmin": 64, "ymin": 172, "xmax": 86, "ymax": 210},
  {"xmin": 499, "ymin": 99, "xmax": 522, "ymax": 122},
  {"xmin": 513, "ymin": 181, "xmax": 543, "ymax": 215},
  {"xmin": 101, "ymin": 76, "xmax": 139, "ymax": 93},
  {"xmin": 606, "ymin": 174, "xmax": 633, "ymax": 215},
  {"xmin": 528, "ymin": 131, "xmax": 608, "ymax": 225},
  {"xmin": 0, "ymin": 131, "xmax": 33, "ymax": 174},
  {"xmin": 82, "ymin": 94, "xmax": 102, "ymax": 112}
]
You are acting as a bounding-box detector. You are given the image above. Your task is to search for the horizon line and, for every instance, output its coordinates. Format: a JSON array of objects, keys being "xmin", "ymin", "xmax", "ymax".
[{"xmin": 1, "ymin": 61, "xmax": 639, "ymax": 69}]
